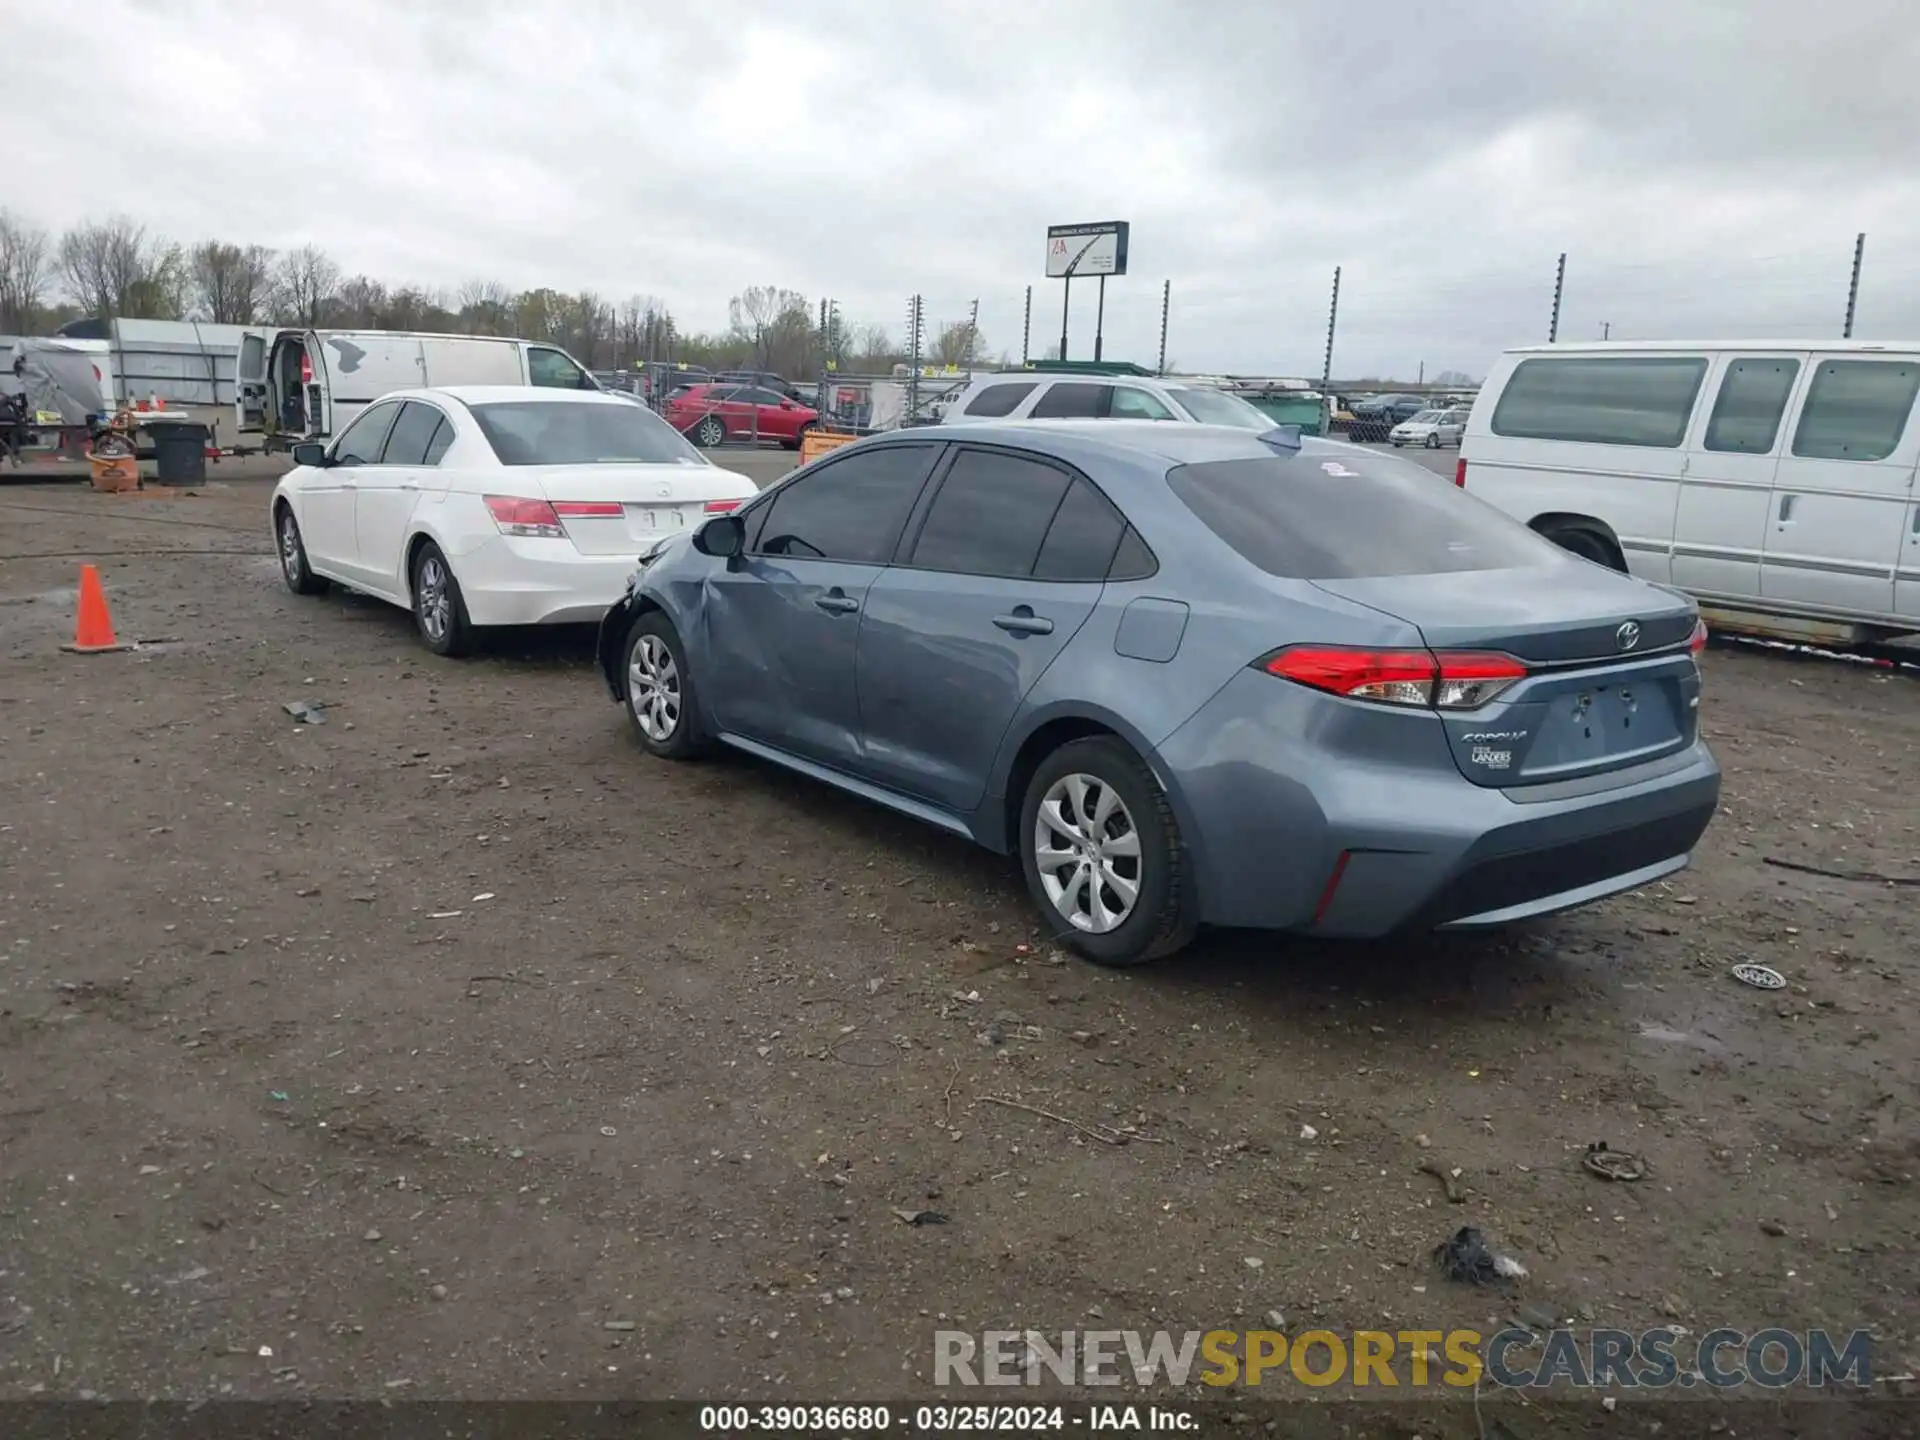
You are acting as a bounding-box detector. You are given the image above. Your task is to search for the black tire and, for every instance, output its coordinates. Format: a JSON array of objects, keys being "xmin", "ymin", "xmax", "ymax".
[
  {"xmin": 693, "ymin": 415, "xmax": 726, "ymax": 448},
  {"xmin": 275, "ymin": 503, "xmax": 329, "ymax": 596},
  {"xmin": 410, "ymin": 540, "xmax": 474, "ymax": 656},
  {"xmin": 1425, "ymin": 432, "xmax": 1441, "ymax": 449},
  {"xmin": 1019, "ymin": 736, "xmax": 1196, "ymax": 967},
  {"xmin": 1544, "ymin": 525, "xmax": 1627, "ymax": 573},
  {"xmin": 623, "ymin": 611, "xmax": 712, "ymax": 759},
  {"xmin": 784, "ymin": 422, "xmax": 814, "ymax": 453}
]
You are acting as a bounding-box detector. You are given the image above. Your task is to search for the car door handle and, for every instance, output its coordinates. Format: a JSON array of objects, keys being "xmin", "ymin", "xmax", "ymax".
[
  {"xmin": 1777, "ymin": 493, "xmax": 1796, "ymax": 523},
  {"xmin": 814, "ymin": 592, "xmax": 859, "ymax": 615},
  {"xmin": 993, "ymin": 609, "xmax": 1054, "ymax": 636},
  {"xmin": 398, "ymin": 480, "xmax": 419, "ymax": 491}
]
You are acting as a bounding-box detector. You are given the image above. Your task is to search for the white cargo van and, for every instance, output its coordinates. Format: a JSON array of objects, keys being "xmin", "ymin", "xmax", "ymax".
[
  {"xmin": 235, "ymin": 329, "xmax": 603, "ymax": 446},
  {"xmin": 1458, "ymin": 340, "xmax": 1920, "ymax": 644}
]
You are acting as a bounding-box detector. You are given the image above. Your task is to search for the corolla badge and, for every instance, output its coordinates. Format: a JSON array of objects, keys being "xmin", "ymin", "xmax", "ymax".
[{"xmin": 1616, "ymin": 621, "xmax": 1641, "ymax": 651}]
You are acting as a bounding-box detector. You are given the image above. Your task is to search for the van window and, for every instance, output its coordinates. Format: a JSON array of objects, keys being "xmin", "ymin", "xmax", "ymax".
[
  {"xmin": 527, "ymin": 347, "xmax": 592, "ymax": 390},
  {"xmin": 1703, "ymin": 359, "xmax": 1801, "ymax": 455},
  {"xmin": 1489, "ymin": 356, "xmax": 1708, "ymax": 448},
  {"xmin": 1790, "ymin": 360, "xmax": 1920, "ymax": 463},
  {"xmin": 963, "ymin": 382, "xmax": 1036, "ymax": 417},
  {"xmin": 1109, "ymin": 387, "xmax": 1177, "ymax": 420}
]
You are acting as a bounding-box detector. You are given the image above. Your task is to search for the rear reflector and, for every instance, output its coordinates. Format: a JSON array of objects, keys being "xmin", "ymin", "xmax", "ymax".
[
  {"xmin": 1312, "ymin": 850, "xmax": 1351, "ymax": 925},
  {"xmin": 1453, "ymin": 458, "xmax": 1467, "ymax": 488},
  {"xmin": 704, "ymin": 499, "xmax": 744, "ymax": 513},
  {"xmin": 484, "ymin": 494, "xmax": 565, "ymax": 538},
  {"xmin": 1689, "ymin": 617, "xmax": 1708, "ymax": 654},
  {"xmin": 551, "ymin": 501, "xmax": 624, "ymax": 518},
  {"xmin": 1262, "ymin": 645, "xmax": 1527, "ymax": 710}
]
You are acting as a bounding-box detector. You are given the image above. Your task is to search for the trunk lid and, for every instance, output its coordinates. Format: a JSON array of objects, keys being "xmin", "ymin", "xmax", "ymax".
[
  {"xmin": 1312, "ymin": 565, "xmax": 1702, "ymax": 788},
  {"xmin": 516, "ymin": 462, "xmax": 757, "ymax": 556}
]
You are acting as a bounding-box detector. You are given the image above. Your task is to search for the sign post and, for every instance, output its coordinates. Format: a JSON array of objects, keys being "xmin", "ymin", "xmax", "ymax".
[{"xmin": 1045, "ymin": 221, "xmax": 1129, "ymax": 364}]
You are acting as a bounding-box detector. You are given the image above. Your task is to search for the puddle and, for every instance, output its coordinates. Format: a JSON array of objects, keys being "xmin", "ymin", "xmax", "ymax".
[{"xmin": 1634, "ymin": 1021, "xmax": 1728, "ymax": 1055}]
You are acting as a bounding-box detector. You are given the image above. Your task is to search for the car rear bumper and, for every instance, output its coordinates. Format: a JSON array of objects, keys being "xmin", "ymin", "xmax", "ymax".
[
  {"xmin": 1155, "ymin": 669, "xmax": 1722, "ymax": 938},
  {"xmin": 453, "ymin": 536, "xmax": 640, "ymax": 626}
]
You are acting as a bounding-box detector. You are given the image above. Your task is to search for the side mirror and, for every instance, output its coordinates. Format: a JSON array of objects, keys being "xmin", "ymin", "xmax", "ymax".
[
  {"xmin": 779, "ymin": 399, "xmax": 794, "ymax": 409},
  {"xmin": 693, "ymin": 513, "xmax": 744, "ymax": 559},
  {"xmin": 291, "ymin": 441, "xmax": 328, "ymax": 467}
]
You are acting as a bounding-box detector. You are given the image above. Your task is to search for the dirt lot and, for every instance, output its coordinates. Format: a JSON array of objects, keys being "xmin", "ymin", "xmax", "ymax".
[{"xmin": 1, "ymin": 469, "xmax": 1916, "ymax": 1432}]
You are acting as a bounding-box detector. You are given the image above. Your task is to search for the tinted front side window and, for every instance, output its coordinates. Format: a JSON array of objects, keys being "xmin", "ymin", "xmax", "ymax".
[
  {"xmin": 1791, "ymin": 360, "xmax": 1920, "ymax": 462},
  {"xmin": 528, "ymin": 347, "xmax": 590, "ymax": 389},
  {"xmin": 1030, "ymin": 383, "xmax": 1107, "ymax": 419},
  {"xmin": 1167, "ymin": 453, "xmax": 1561, "ymax": 579},
  {"xmin": 470, "ymin": 400, "xmax": 705, "ymax": 465},
  {"xmin": 332, "ymin": 401, "xmax": 400, "ymax": 465},
  {"xmin": 1109, "ymin": 387, "xmax": 1176, "ymax": 420},
  {"xmin": 756, "ymin": 444, "xmax": 935, "ymax": 563},
  {"xmin": 911, "ymin": 450, "xmax": 1070, "ymax": 576},
  {"xmin": 964, "ymin": 382, "xmax": 1037, "ymax": 417},
  {"xmin": 381, "ymin": 401, "xmax": 448, "ymax": 466},
  {"xmin": 1033, "ymin": 477, "xmax": 1126, "ymax": 581},
  {"xmin": 1490, "ymin": 357, "xmax": 1708, "ymax": 448}
]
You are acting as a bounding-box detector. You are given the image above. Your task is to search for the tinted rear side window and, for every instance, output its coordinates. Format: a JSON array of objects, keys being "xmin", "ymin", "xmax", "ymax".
[
  {"xmin": 1033, "ymin": 477, "xmax": 1127, "ymax": 581},
  {"xmin": 1490, "ymin": 357, "xmax": 1708, "ymax": 447},
  {"xmin": 910, "ymin": 449, "xmax": 1071, "ymax": 577},
  {"xmin": 1166, "ymin": 454, "xmax": 1560, "ymax": 579},
  {"xmin": 381, "ymin": 401, "xmax": 448, "ymax": 466},
  {"xmin": 1703, "ymin": 358, "xmax": 1800, "ymax": 455},
  {"xmin": 964, "ymin": 382, "xmax": 1037, "ymax": 417},
  {"xmin": 1790, "ymin": 360, "xmax": 1920, "ymax": 462},
  {"xmin": 1030, "ymin": 383, "xmax": 1107, "ymax": 419}
]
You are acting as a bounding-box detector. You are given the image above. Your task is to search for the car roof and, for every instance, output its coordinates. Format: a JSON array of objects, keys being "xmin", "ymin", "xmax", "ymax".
[
  {"xmin": 881, "ymin": 419, "xmax": 1321, "ymax": 469},
  {"xmin": 428, "ymin": 385, "xmax": 635, "ymax": 406},
  {"xmin": 1502, "ymin": 339, "xmax": 1920, "ymax": 356}
]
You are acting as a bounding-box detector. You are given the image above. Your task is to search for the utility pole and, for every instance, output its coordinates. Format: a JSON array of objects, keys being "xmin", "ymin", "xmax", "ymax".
[
  {"xmin": 905, "ymin": 295, "xmax": 924, "ymax": 420},
  {"xmin": 1156, "ymin": 280, "xmax": 1170, "ymax": 375},
  {"xmin": 1059, "ymin": 277, "xmax": 1071, "ymax": 363},
  {"xmin": 1417, "ymin": 360, "xmax": 1424, "ymax": 386},
  {"xmin": 961, "ymin": 298, "xmax": 979, "ymax": 371},
  {"xmin": 1319, "ymin": 266, "xmax": 1341, "ymax": 436},
  {"xmin": 1844, "ymin": 232, "xmax": 1866, "ymax": 338},
  {"xmin": 1022, "ymin": 286, "xmax": 1032, "ymax": 364},
  {"xmin": 1548, "ymin": 253, "xmax": 1566, "ymax": 343},
  {"xmin": 1602, "ymin": 322, "xmax": 1610, "ymax": 340}
]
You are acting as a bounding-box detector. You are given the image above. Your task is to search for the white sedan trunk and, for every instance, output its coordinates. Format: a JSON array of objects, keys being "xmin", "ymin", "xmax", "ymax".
[{"xmin": 508, "ymin": 463, "xmax": 756, "ymax": 555}]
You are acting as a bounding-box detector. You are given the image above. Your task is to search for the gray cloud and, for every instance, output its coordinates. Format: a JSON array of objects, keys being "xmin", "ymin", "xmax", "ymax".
[{"xmin": 12, "ymin": 0, "xmax": 1916, "ymax": 378}]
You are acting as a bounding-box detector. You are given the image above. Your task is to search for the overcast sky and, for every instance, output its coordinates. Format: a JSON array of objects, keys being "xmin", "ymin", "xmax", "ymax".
[{"xmin": 11, "ymin": 0, "xmax": 1919, "ymax": 378}]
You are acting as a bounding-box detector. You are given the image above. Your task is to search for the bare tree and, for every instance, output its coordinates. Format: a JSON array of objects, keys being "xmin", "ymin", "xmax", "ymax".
[
  {"xmin": 455, "ymin": 279, "xmax": 512, "ymax": 335},
  {"xmin": 617, "ymin": 294, "xmax": 670, "ymax": 366},
  {"xmin": 930, "ymin": 319, "xmax": 984, "ymax": 368},
  {"xmin": 332, "ymin": 274, "xmax": 390, "ymax": 328},
  {"xmin": 728, "ymin": 285, "xmax": 808, "ymax": 371},
  {"xmin": 850, "ymin": 323, "xmax": 897, "ymax": 369},
  {"xmin": 0, "ymin": 209, "xmax": 53, "ymax": 333},
  {"xmin": 190, "ymin": 241, "xmax": 275, "ymax": 324},
  {"xmin": 58, "ymin": 216, "xmax": 186, "ymax": 320},
  {"xmin": 275, "ymin": 244, "xmax": 340, "ymax": 327}
]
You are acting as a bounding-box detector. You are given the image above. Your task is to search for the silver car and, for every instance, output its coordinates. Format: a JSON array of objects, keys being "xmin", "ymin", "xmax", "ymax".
[
  {"xmin": 942, "ymin": 371, "xmax": 1281, "ymax": 430},
  {"xmin": 597, "ymin": 422, "xmax": 1720, "ymax": 967},
  {"xmin": 1390, "ymin": 407, "xmax": 1470, "ymax": 449}
]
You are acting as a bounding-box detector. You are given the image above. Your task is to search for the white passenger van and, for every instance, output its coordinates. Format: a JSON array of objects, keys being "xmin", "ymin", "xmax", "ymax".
[
  {"xmin": 1459, "ymin": 341, "xmax": 1920, "ymax": 643},
  {"xmin": 234, "ymin": 329, "xmax": 603, "ymax": 447}
]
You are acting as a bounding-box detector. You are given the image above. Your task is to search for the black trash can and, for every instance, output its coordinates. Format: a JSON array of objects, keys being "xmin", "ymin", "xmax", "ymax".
[{"xmin": 150, "ymin": 421, "xmax": 210, "ymax": 486}]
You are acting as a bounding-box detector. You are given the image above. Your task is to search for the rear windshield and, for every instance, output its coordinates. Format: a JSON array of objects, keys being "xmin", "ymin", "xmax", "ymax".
[
  {"xmin": 1165, "ymin": 453, "xmax": 1561, "ymax": 579},
  {"xmin": 470, "ymin": 400, "xmax": 707, "ymax": 466}
]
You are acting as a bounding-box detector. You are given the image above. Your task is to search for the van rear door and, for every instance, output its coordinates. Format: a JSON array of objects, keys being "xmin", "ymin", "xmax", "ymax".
[
  {"xmin": 420, "ymin": 336, "xmax": 522, "ymax": 387},
  {"xmin": 235, "ymin": 328, "xmax": 273, "ymax": 433}
]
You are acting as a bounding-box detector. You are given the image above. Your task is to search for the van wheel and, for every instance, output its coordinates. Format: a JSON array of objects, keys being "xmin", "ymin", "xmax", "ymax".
[
  {"xmin": 1019, "ymin": 737, "xmax": 1197, "ymax": 967},
  {"xmin": 1543, "ymin": 524, "xmax": 1627, "ymax": 573},
  {"xmin": 694, "ymin": 415, "xmax": 726, "ymax": 448}
]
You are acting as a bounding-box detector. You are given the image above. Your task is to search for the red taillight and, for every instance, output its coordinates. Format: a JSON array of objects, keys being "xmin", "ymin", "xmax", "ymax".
[
  {"xmin": 1689, "ymin": 618, "xmax": 1708, "ymax": 654},
  {"xmin": 703, "ymin": 498, "xmax": 743, "ymax": 514},
  {"xmin": 1453, "ymin": 458, "xmax": 1467, "ymax": 488},
  {"xmin": 300, "ymin": 353, "xmax": 313, "ymax": 385},
  {"xmin": 1262, "ymin": 645, "xmax": 1526, "ymax": 710},
  {"xmin": 484, "ymin": 494, "xmax": 565, "ymax": 538},
  {"xmin": 550, "ymin": 501, "xmax": 623, "ymax": 518}
]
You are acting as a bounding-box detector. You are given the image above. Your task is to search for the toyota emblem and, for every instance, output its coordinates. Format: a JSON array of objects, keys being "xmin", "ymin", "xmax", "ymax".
[{"xmin": 1616, "ymin": 621, "xmax": 1641, "ymax": 651}]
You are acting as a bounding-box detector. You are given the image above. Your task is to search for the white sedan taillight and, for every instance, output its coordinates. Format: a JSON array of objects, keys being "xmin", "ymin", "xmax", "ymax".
[{"xmin": 484, "ymin": 495, "xmax": 566, "ymax": 538}]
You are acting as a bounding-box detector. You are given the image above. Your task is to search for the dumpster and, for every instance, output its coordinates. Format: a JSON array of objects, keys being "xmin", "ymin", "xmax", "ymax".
[
  {"xmin": 798, "ymin": 427, "xmax": 859, "ymax": 465},
  {"xmin": 150, "ymin": 419, "xmax": 209, "ymax": 485},
  {"xmin": 1243, "ymin": 392, "xmax": 1327, "ymax": 435}
]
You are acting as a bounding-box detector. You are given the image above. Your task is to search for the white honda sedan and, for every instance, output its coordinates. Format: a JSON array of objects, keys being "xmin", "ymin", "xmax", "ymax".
[{"xmin": 270, "ymin": 386, "xmax": 758, "ymax": 655}]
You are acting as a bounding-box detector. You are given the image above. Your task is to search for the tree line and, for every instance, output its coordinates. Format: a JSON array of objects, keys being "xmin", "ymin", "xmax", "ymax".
[{"xmin": 0, "ymin": 210, "xmax": 995, "ymax": 378}]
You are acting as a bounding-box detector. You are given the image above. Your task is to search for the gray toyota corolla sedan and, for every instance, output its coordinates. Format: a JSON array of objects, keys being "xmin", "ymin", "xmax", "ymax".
[{"xmin": 596, "ymin": 421, "xmax": 1720, "ymax": 966}]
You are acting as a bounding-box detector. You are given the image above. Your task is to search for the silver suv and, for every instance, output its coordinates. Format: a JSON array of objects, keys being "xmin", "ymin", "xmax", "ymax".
[{"xmin": 942, "ymin": 371, "xmax": 1279, "ymax": 430}]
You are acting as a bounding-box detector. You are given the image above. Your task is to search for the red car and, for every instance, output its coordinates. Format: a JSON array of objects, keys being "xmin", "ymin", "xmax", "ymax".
[{"xmin": 665, "ymin": 384, "xmax": 818, "ymax": 450}]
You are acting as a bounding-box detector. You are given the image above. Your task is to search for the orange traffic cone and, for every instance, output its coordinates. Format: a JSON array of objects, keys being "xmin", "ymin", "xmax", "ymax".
[{"xmin": 61, "ymin": 564, "xmax": 133, "ymax": 654}]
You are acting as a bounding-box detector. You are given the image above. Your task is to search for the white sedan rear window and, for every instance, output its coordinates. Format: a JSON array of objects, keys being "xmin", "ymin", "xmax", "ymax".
[{"xmin": 471, "ymin": 401, "xmax": 707, "ymax": 466}]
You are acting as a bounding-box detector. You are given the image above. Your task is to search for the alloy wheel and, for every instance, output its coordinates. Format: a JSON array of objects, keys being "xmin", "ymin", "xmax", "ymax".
[
  {"xmin": 279, "ymin": 512, "xmax": 302, "ymax": 580},
  {"xmin": 1033, "ymin": 772, "xmax": 1142, "ymax": 934},
  {"xmin": 417, "ymin": 554, "xmax": 452, "ymax": 642},
  {"xmin": 628, "ymin": 633, "xmax": 681, "ymax": 741}
]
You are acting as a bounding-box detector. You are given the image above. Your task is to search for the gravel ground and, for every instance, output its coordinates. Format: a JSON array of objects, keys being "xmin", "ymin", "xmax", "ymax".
[{"xmin": 0, "ymin": 464, "xmax": 1915, "ymax": 1433}]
